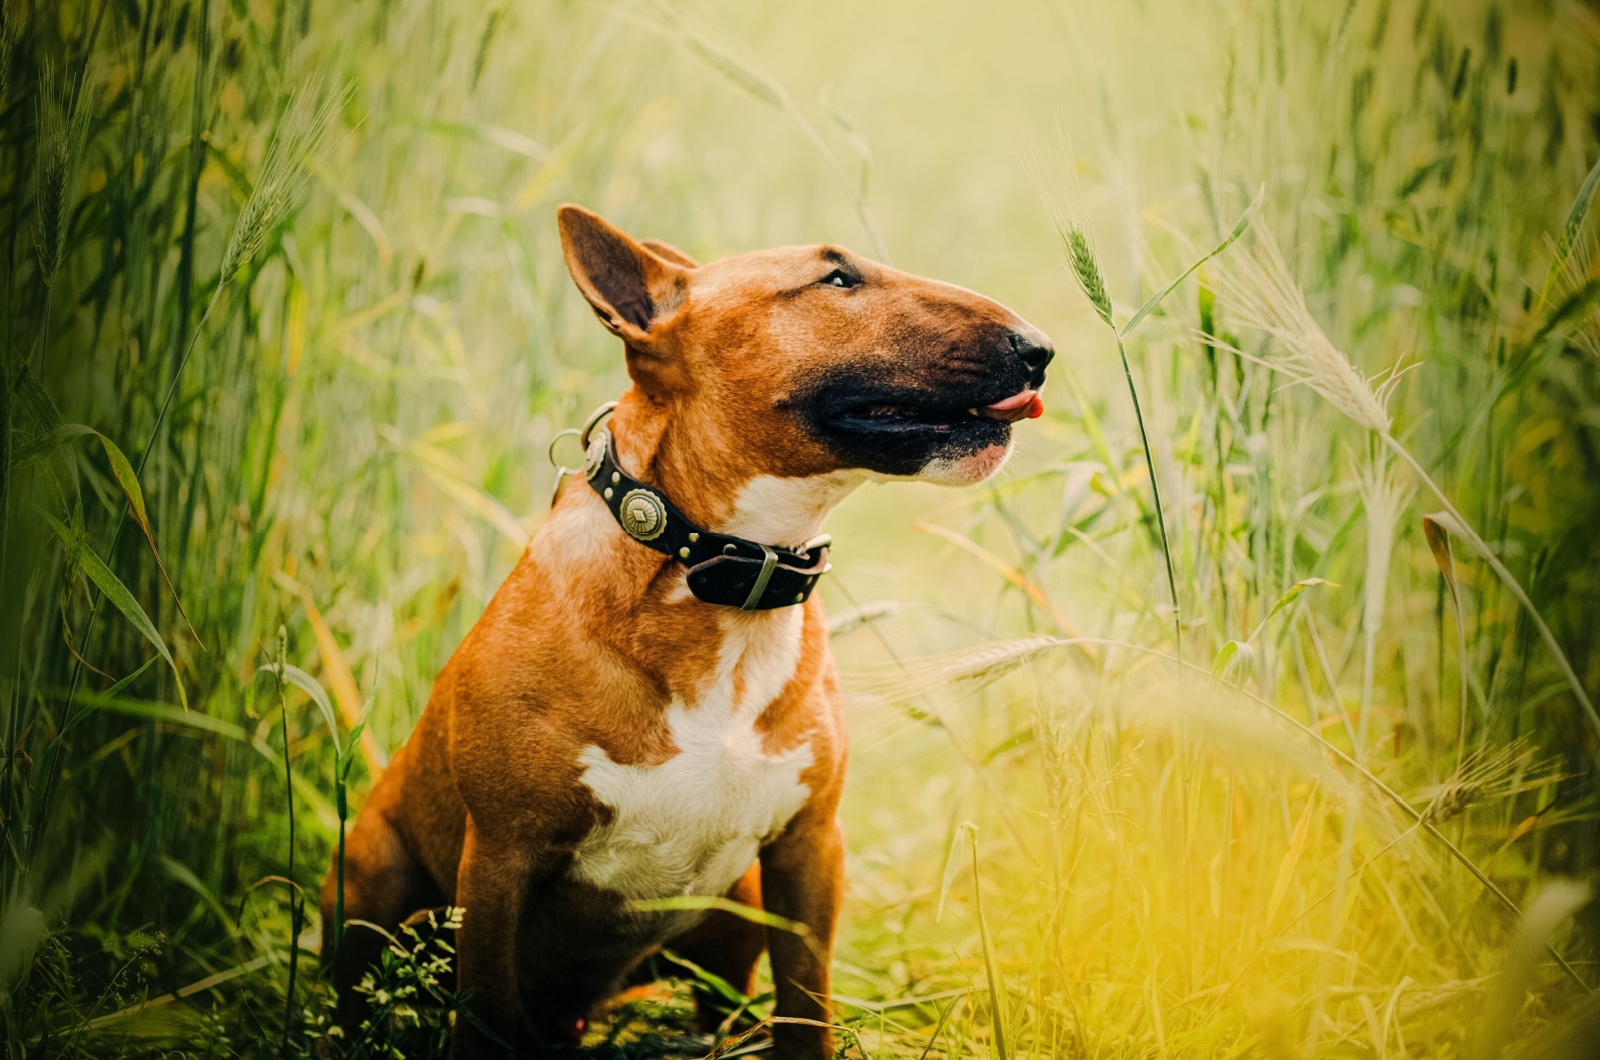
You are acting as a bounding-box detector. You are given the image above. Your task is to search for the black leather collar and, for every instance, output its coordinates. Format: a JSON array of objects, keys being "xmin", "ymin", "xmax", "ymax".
[{"xmin": 582, "ymin": 429, "xmax": 831, "ymax": 611}]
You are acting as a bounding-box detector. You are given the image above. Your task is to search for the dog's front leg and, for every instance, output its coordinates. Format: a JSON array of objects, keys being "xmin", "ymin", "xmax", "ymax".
[
  {"xmin": 453, "ymin": 817, "xmax": 532, "ymax": 1059},
  {"xmin": 760, "ymin": 814, "xmax": 845, "ymax": 1060}
]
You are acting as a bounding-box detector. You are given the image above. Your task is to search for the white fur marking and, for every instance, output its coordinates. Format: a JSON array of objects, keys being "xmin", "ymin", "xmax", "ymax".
[
  {"xmin": 919, "ymin": 439, "xmax": 1015, "ymax": 485},
  {"xmin": 720, "ymin": 471, "xmax": 864, "ymax": 548},
  {"xmin": 569, "ymin": 611, "xmax": 813, "ymax": 928}
]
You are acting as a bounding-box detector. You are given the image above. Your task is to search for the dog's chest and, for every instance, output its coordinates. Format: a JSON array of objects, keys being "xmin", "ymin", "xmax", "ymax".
[{"xmin": 566, "ymin": 619, "xmax": 814, "ymax": 907}]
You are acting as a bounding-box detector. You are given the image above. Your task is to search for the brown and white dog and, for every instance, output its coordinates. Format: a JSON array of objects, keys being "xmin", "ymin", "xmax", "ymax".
[{"xmin": 320, "ymin": 205, "xmax": 1053, "ymax": 1058}]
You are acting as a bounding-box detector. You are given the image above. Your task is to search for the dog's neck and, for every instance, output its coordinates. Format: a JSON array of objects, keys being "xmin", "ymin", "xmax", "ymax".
[{"xmin": 606, "ymin": 394, "xmax": 863, "ymax": 550}]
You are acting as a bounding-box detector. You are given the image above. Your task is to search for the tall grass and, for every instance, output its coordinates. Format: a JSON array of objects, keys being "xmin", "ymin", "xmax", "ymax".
[{"xmin": 2, "ymin": 1, "xmax": 1598, "ymax": 1058}]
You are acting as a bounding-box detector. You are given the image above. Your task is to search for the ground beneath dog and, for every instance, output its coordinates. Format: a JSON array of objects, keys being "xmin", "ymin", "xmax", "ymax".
[{"xmin": 562, "ymin": 980, "xmax": 771, "ymax": 1059}]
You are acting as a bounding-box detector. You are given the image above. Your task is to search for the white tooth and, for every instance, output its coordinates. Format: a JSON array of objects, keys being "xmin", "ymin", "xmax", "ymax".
[{"xmin": 967, "ymin": 408, "xmax": 979, "ymax": 416}]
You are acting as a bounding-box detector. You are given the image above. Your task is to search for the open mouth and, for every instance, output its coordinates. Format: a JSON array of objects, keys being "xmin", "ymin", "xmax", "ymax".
[
  {"xmin": 795, "ymin": 371, "xmax": 1049, "ymax": 478},
  {"xmin": 833, "ymin": 388, "xmax": 1045, "ymax": 433}
]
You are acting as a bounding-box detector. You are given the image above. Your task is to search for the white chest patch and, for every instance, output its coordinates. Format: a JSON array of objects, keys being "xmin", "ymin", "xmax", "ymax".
[{"xmin": 568, "ymin": 612, "xmax": 814, "ymax": 911}]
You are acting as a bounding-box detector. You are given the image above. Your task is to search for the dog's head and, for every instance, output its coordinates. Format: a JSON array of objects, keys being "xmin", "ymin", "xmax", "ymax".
[{"xmin": 558, "ymin": 205, "xmax": 1052, "ymax": 488}]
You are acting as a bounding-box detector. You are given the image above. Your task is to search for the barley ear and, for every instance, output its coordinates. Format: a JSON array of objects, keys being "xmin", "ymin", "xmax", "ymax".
[
  {"xmin": 1067, "ymin": 228, "xmax": 1114, "ymax": 326},
  {"xmin": 219, "ymin": 77, "xmax": 348, "ymax": 286},
  {"xmin": 0, "ymin": 2, "xmax": 14, "ymax": 111},
  {"xmin": 1537, "ymin": 152, "xmax": 1600, "ymax": 313},
  {"xmin": 33, "ymin": 58, "xmax": 96, "ymax": 287}
]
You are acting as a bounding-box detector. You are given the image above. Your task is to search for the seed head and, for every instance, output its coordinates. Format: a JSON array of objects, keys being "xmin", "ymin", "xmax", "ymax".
[
  {"xmin": 1066, "ymin": 227, "xmax": 1113, "ymax": 326},
  {"xmin": 34, "ymin": 58, "xmax": 95, "ymax": 286},
  {"xmin": 0, "ymin": 4, "xmax": 15, "ymax": 112},
  {"xmin": 1419, "ymin": 739, "xmax": 1550, "ymax": 826},
  {"xmin": 220, "ymin": 77, "xmax": 349, "ymax": 286},
  {"xmin": 853, "ymin": 635, "xmax": 1068, "ymax": 706},
  {"xmin": 1212, "ymin": 229, "xmax": 1400, "ymax": 433},
  {"xmin": 1021, "ymin": 128, "xmax": 1115, "ymax": 327},
  {"xmin": 1357, "ymin": 455, "xmax": 1413, "ymax": 638}
]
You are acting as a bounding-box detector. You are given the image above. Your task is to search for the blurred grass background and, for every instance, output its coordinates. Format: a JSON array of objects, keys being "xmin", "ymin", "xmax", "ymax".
[{"xmin": 4, "ymin": 0, "xmax": 1600, "ymax": 1056}]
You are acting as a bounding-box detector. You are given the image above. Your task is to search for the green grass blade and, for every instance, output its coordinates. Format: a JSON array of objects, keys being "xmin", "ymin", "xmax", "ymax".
[
  {"xmin": 1247, "ymin": 577, "xmax": 1331, "ymax": 642},
  {"xmin": 8, "ymin": 423, "xmax": 95, "ymax": 468},
  {"xmin": 94, "ymin": 430, "xmax": 198, "ymax": 643},
  {"xmin": 258, "ymin": 663, "xmax": 341, "ymax": 758},
  {"xmin": 937, "ymin": 820, "xmax": 977, "ymax": 923},
  {"xmin": 968, "ymin": 827, "xmax": 1010, "ymax": 1060},
  {"xmin": 56, "ymin": 688, "xmax": 247, "ymax": 741},
  {"xmin": 1119, "ymin": 184, "xmax": 1263, "ymax": 338},
  {"xmin": 43, "ymin": 511, "xmax": 187, "ymax": 710}
]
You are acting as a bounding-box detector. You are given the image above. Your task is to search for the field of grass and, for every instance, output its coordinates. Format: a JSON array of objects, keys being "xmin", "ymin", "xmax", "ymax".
[{"xmin": 4, "ymin": 0, "xmax": 1600, "ymax": 1056}]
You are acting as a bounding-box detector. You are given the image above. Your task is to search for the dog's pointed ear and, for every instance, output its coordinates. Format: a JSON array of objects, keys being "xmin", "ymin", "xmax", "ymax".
[
  {"xmin": 558, "ymin": 205, "xmax": 689, "ymax": 347},
  {"xmin": 639, "ymin": 238, "xmax": 700, "ymax": 269}
]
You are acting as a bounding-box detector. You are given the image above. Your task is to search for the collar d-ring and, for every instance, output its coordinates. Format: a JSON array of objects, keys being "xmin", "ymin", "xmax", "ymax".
[{"xmin": 549, "ymin": 401, "xmax": 620, "ymax": 506}]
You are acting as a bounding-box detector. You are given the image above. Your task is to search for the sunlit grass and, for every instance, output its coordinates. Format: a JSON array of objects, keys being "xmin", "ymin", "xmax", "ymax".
[{"xmin": 3, "ymin": 1, "xmax": 1599, "ymax": 1057}]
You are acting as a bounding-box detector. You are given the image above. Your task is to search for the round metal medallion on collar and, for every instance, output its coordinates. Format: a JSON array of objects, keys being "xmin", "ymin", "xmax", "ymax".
[{"xmin": 618, "ymin": 489, "xmax": 668, "ymax": 542}]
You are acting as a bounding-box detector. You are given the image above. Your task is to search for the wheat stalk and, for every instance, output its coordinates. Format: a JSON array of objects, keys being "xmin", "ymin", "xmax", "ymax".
[
  {"xmin": 1213, "ymin": 226, "xmax": 1600, "ymax": 750},
  {"xmin": 1355, "ymin": 453, "xmax": 1413, "ymax": 760},
  {"xmin": 219, "ymin": 78, "xmax": 348, "ymax": 286},
  {"xmin": 0, "ymin": 2, "xmax": 15, "ymax": 113},
  {"xmin": 852, "ymin": 635, "xmax": 1067, "ymax": 705},
  {"xmin": 1211, "ymin": 231, "xmax": 1399, "ymax": 433},
  {"xmin": 1023, "ymin": 133, "xmax": 1180, "ymax": 641},
  {"xmin": 33, "ymin": 57, "xmax": 95, "ymax": 288},
  {"xmin": 1418, "ymin": 739, "xmax": 1543, "ymax": 827}
]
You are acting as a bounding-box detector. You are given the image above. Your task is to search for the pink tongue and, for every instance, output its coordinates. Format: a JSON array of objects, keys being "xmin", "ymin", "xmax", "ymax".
[{"xmin": 981, "ymin": 390, "xmax": 1045, "ymax": 422}]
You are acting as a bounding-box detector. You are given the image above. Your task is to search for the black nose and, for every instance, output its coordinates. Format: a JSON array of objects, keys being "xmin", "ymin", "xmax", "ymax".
[{"xmin": 1008, "ymin": 328, "xmax": 1054, "ymax": 374}]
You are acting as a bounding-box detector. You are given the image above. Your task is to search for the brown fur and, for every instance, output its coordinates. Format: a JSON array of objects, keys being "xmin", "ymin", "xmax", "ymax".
[{"xmin": 321, "ymin": 205, "xmax": 1050, "ymax": 1058}]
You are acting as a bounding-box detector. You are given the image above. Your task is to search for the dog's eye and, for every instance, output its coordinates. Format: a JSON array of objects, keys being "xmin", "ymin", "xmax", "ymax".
[{"xmin": 818, "ymin": 269, "xmax": 860, "ymax": 289}]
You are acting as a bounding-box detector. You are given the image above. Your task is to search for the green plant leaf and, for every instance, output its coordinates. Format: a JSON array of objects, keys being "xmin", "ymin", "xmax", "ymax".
[
  {"xmin": 968, "ymin": 826, "xmax": 1010, "ymax": 1060},
  {"xmin": 94, "ymin": 431, "xmax": 198, "ymax": 643},
  {"xmin": 8, "ymin": 423, "xmax": 96, "ymax": 469},
  {"xmin": 1212, "ymin": 639, "xmax": 1256, "ymax": 684},
  {"xmin": 1527, "ymin": 277, "xmax": 1600, "ymax": 351},
  {"xmin": 337, "ymin": 703, "xmax": 374, "ymax": 777},
  {"xmin": 936, "ymin": 819, "xmax": 977, "ymax": 923},
  {"xmin": 13, "ymin": 426, "xmax": 197, "ymax": 642},
  {"xmin": 1248, "ymin": 577, "xmax": 1333, "ymax": 641},
  {"xmin": 161, "ymin": 854, "xmax": 235, "ymax": 933},
  {"xmin": 13, "ymin": 365, "xmax": 64, "ymax": 432},
  {"xmin": 657, "ymin": 950, "xmax": 747, "ymax": 1008},
  {"xmin": 95, "ymin": 434, "xmax": 147, "ymax": 538},
  {"xmin": 56, "ymin": 686, "xmax": 247, "ymax": 742},
  {"xmin": 1468, "ymin": 880, "xmax": 1594, "ymax": 1060},
  {"xmin": 258, "ymin": 663, "xmax": 341, "ymax": 757},
  {"xmin": 56, "ymin": 656, "xmax": 158, "ymax": 740},
  {"xmin": 1119, "ymin": 183, "xmax": 1264, "ymax": 337},
  {"xmin": 625, "ymin": 895, "xmax": 824, "ymax": 964},
  {"xmin": 43, "ymin": 511, "xmax": 186, "ymax": 710},
  {"xmin": 819, "ymin": 83, "xmax": 872, "ymax": 163}
]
